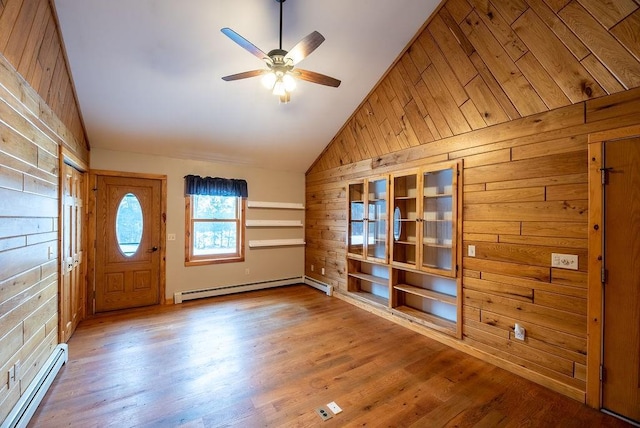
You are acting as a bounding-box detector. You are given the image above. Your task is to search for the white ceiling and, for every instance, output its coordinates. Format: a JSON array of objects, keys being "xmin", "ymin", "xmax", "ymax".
[{"xmin": 53, "ymin": 1, "xmax": 440, "ymax": 173}]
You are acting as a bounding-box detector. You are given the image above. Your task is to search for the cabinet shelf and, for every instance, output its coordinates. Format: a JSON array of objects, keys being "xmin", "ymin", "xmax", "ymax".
[
  {"xmin": 348, "ymin": 271, "xmax": 388, "ymax": 287},
  {"xmin": 351, "ymin": 291, "xmax": 389, "ymax": 306},
  {"xmin": 394, "ymin": 284, "xmax": 456, "ymax": 305},
  {"xmin": 423, "ymin": 193, "xmax": 453, "ymax": 198},
  {"xmin": 394, "ymin": 240, "xmax": 417, "ymax": 246},
  {"xmin": 394, "ymin": 306, "xmax": 457, "ymax": 334},
  {"xmin": 423, "ymin": 242, "xmax": 453, "ymax": 249}
]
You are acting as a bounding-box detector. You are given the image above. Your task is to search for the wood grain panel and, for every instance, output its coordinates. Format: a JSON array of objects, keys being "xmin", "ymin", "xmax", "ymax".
[
  {"xmin": 470, "ymin": 0, "xmax": 528, "ymax": 61},
  {"xmin": 462, "ymin": 11, "xmax": 547, "ymax": 115},
  {"xmin": 610, "ymin": 9, "xmax": 640, "ymax": 61},
  {"xmin": 559, "ymin": 1, "xmax": 640, "ymax": 89},
  {"xmin": 464, "ymin": 288, "xmax": 586, "ymax": 336},
  {"xmin": 521, "ymin": 221, "xmax": 587, "ymax": 239},
  {"xmin": 513, "ymin": 9, "xmax": 604, "ymax": 102},
  {"xmin": 581, "ymin": 54, "xmax": 626, "ymax": 95},
  {"xmin": 516, "ymin": 51, "xmax": 571, "ymax": 109},
  {"xmin": 527, "ymin": 0, "xmax": 590, "ymax": 60},
  {"xmin": 479, "ymin": 309, "xmax": 587, "ymax": 356},
  {"xmin": 464, "ymin": 75, "xmax": 511, "ymax": 126},
  {"xmin": 428, "ymin": 13, "xmax": 477, "ymax": 86},
  {"xmin": 577, "ymin": 0, "xmax": 638, "ymax": 29}
]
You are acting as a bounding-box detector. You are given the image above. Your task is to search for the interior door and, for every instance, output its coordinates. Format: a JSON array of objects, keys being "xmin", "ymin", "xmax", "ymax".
[
  {"xmin": 602, "ymin": 136, "xmax": 640, "ymax": 423},
  {"xmin": 95, "ymin": 175, "xmax": 162, "ymax": 312},
  {"xmin": 61, "ymin": 163, "xmax": 85, "ymax": 342}
]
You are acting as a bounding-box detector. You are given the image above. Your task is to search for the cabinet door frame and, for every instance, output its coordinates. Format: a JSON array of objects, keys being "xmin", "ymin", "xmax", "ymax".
[
  {"xmin": 420, "ymin": 160, "xmax": 461, "ymax": 278},
  {"xmin": 347, "ymin": 175, "xmax": 390, "ymax": 263},
  {"xmin": 390, "ymin": 167, "xmax": 422, "ymax": 269},
  {"xmin": 390, "ymin": 160, "xmax": 462, "ymax": 277}
]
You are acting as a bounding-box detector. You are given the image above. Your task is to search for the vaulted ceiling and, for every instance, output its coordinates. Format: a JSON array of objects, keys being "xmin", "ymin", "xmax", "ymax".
[{"xmin": 53, "ymin": 0, "xmax": 440, "ymax": 172}]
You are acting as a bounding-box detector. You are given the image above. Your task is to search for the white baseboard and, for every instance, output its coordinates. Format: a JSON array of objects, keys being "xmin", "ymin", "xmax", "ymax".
[
  {"xmin": 1, "ymin": 344, "xmax": 68, "ymax": 428},
  {"xmin": 304, "ymin": 276, "xmax": 333, "ymax": 296},
  {"xmin": 174, "ymin": 277, "xmax": 304, "ymax": 303}
]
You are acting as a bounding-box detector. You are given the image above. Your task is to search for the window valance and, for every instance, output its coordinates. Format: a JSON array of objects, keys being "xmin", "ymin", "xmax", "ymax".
[{"xmin": 184, "ymin": 175, "xmax": 248, "ymax": 198}]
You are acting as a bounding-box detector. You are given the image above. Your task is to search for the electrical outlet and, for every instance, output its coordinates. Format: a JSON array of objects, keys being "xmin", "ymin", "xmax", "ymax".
[
  {"xmin": 321, "ymin": 267, "xmax": 325, "ymax": 275},
  {"xmin": 551, "ymin": 253, "xmax": 578, "ymax": 270},
  {"xmin": 315, "ymin": 407, "xmax": 332, "ymax": 421},
  {"xmin": 468, "ymin": 245, "xmax": 476, "ymax": 257},
  {"xmin": 514, "ymin": 323, "xmax": 526, "ymax": 341},
  {"xmin": 311, "ymin": 264, "xmax": 314, "ymax": 272},
  {"xmin": 327, "ymin": 401, "xmax": 342, "ymax": 414},
  {"xmin": 245, "ymin": 268, "xmax": 250, "ymax": 275}
]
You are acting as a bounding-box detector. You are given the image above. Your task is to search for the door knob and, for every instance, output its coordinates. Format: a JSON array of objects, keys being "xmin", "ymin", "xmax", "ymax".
[{"xmin": 148, "ymin": 246, "xmax": 159, "ymax": 253}]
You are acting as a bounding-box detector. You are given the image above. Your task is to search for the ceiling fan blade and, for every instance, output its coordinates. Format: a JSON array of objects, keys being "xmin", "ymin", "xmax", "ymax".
[
  {"xmin": 221, "ymin": 70, "xmax": 265, "ymax": 81},
  {"xmin": 294, "ymin": 69, "xmax": 341, "ymax": 87},
  {"xmin": 221, "ymin": 28, "xmax": 269, "ymax": 61},
  {"xmin": 284, "ymin": 31, "xmax": 325, "ymax": 65}
]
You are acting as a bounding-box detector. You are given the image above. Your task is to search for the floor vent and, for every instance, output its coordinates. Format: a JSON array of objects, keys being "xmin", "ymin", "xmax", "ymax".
[
  {"xmin": 1, "ymin": 344, "xmax": 68, "ymax": 428},
  {"xmin": 174, "ymin": 277, "xmax": 304, "ymax": 303}
]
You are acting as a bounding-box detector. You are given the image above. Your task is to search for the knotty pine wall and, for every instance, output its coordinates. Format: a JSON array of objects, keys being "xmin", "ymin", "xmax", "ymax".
[
  {"xmin": 0, "ymin": 0, "xmax": 88, "ymax": 421},
  {"xmin": 305, "ymin": 0, "xmax": 640, "ymax": 401}
]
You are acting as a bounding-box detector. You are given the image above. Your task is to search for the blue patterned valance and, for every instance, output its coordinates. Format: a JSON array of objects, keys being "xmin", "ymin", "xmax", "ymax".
[{"xmin": 184, "ymin": 175, "xmax": 248, "ymax": 198}]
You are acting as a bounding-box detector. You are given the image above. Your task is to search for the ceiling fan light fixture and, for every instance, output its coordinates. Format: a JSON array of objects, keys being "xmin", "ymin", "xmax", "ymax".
[
  {"xmin": 282, "ymin": 73, "xmax": 296, "ymax": 92},
  {"xmin": 261, "ymin": 72, "xmax": 277, "ymax": 90},
  {"xmin": 221, "ymin": 0, "xmax": 341, "ymax": 103},
  {"xmin": 272, "ymin": 79, "xmax": 287, "ymax": 97}
]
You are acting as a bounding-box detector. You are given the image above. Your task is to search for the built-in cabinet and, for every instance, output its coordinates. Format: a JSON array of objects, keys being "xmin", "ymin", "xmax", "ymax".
[{"xmin": 346, "ymin": 161, "xmax": 462, "ymax": 337}]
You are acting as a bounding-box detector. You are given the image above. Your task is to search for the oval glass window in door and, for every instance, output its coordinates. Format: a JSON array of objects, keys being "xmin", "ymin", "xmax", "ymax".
[{"xmin": 116, "ymin": 193, "xmax": 143, "ymax": 256}]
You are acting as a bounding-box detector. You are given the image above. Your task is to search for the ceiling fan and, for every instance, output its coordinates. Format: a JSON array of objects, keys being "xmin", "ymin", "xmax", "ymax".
[{"xmin": 221, "ymin": 0, "xmax": 341, "ymax": 103}]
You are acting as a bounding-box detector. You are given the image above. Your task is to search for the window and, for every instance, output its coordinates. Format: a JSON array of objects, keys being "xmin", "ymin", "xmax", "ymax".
[{"xmin": 185, "ymin": 194, "xmax": 245, "ymax": 265}]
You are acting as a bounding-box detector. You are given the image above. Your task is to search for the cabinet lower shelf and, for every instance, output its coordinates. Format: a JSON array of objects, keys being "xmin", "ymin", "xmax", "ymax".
[
  {"xmin": 393, "ymin": 306, "xmax": 457, "ymax": 335},
  {"xmin": 350, "ymin": 291, "xmax": 389, "ymax": 307}
]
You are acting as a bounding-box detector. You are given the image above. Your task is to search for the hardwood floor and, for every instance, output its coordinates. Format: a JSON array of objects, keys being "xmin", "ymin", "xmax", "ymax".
[{"xmin": 30, "ymin": 285, "xmax": 629, "ymax": 427}]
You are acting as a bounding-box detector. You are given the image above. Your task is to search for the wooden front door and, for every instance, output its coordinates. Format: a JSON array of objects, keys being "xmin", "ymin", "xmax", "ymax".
[
  {"xmin": 602, "ymin": 136, "xmax": 640, "ymax": 423},
  {"xmin": 61, "ymin": 163, "xmax": 85, "ymax": 342},
  {"xmin": 94, "ymin": 175, "xmax": 162, "ymax": 312}
]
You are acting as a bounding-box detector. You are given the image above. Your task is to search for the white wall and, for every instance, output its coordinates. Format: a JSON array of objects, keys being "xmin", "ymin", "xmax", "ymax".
[{"xmin": 91, "ymin": 148, "xmax": 305, "ymax": 300}]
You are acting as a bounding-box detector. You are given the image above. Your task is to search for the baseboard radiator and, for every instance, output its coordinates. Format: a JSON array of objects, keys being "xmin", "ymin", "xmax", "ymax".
[
  {"xmin": 174, "ymin": 277, "xmax": 307, "ymax": 303},
  {"xmin": 304, "ymin": 276, "xmax": 333, "ymax": 296},
  {"xmin": 1, "ymin": 344, "xmax": 68, "ymax": 428}
]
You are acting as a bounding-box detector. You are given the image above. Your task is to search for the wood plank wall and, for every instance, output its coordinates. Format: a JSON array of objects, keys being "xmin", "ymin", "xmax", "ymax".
[
  {"xmin": 305, "ymin": 0, "xmax": 640, "ymax": 401},
  {"xmin": 0, "ymin": 0, "xmax": 88, "ymax": 421}
]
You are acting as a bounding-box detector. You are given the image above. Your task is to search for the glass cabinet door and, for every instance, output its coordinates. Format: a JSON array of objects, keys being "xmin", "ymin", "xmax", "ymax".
[
  {"xmin": 421, "ymin": 163, "xmax": 458, "ymax": 276},
  {"xmin": 348, "ymin": 178, "xmax": 389, "ymax": 262},
  {"xmin": 391, "ymin": 171, "xmax": 418, "ymax": 267},
  {"xmin": 348, "ymin": 182, "xmax": 365, "ymax": 256},
  {"xmin": 365, "ymin": 177, "xmax": 388, "ymax": 262}
]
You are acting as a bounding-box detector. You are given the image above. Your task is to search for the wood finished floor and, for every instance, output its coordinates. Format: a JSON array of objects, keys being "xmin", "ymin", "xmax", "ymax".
[{"xmin": 30, "ymin": 285, "xmax": 629, "ymax": 427}]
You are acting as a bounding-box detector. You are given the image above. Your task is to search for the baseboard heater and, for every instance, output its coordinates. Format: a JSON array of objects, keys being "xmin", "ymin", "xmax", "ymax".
[
  {"xmin": 174, "ymin": 277, "xmax": 305, "ymax": 303},
  {"xmin": 1, "ymin": 344, "xmax": 68, "ymax": 428},
  {"xmin": 304, "ymin": 276, "xmax": 333, "ymax": 296}
]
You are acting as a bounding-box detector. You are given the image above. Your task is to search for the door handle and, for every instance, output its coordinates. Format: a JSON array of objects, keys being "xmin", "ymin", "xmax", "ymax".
[{"xmin": 148, "ymin": 246, "xmax": 159, "ymax": 253}]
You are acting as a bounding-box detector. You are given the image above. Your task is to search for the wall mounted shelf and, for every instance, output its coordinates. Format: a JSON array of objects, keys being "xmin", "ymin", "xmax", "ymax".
[
  {"xmin": 247, "ymin": 201, "xmax": 304, "ymax": 210},
  {"xmin": 249, "ymin": 239, "xmax": 305, "ymax": 248},
  {"xmin": 246, "ymin": 220, "xmax": 303, "ymax": 227}
]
